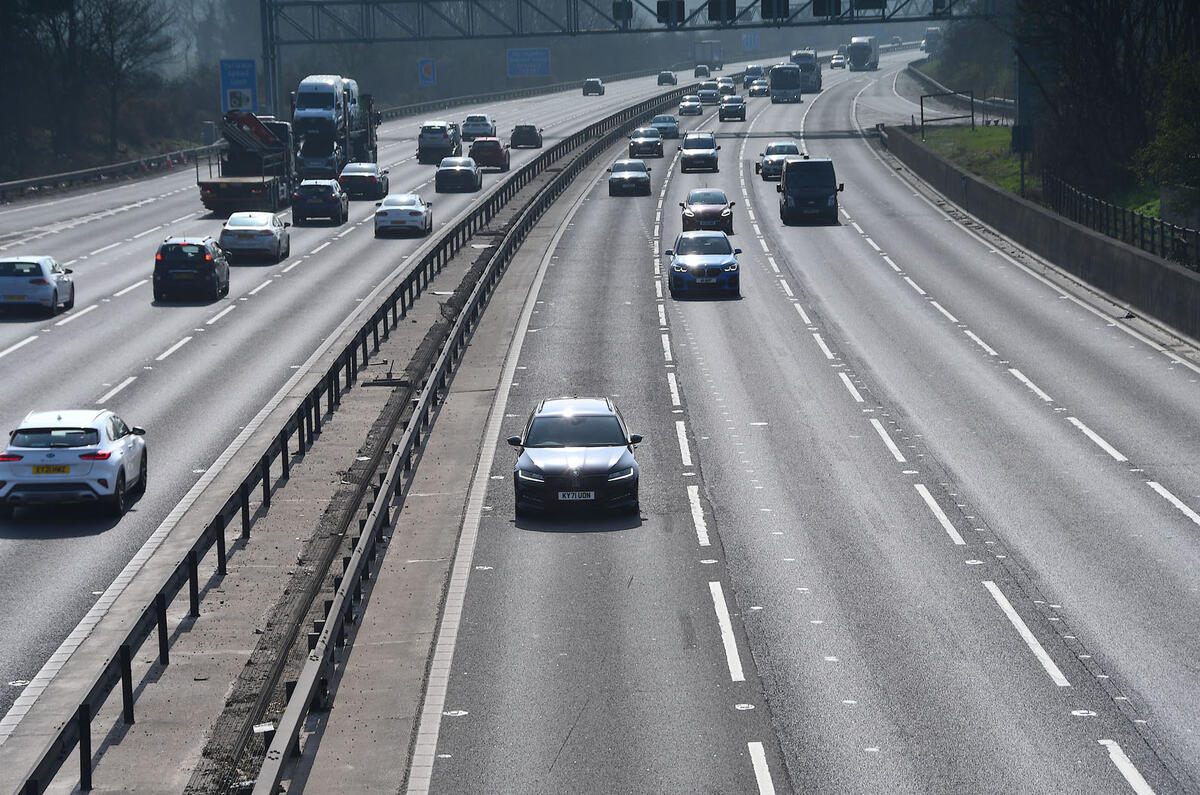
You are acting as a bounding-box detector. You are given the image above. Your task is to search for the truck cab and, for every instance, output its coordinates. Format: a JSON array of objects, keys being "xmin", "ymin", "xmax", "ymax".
[{"xmin": 293, "ymin": 75, "xmax": 347, "ymax": 139}]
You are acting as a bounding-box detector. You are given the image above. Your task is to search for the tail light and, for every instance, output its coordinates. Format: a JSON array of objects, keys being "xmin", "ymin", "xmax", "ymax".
[
  {"xmin": 29, "ymin": 278, "xmax": 50, "ymax": 285},
  {"xmin": 204, "ymin": 253, "xmax": 212, "ymax": 261},
  {"xmin": 156, "ymin": 253, "xmax": 162, "ymax": 261},
  {"xmin": 408, "ymin": 211, "xmax": 422, "ymax": 216},
  {"xmin": 0, "ymin": 454, "xmax": 22, "ymax": 462},
  {"xmin": 79, "ymin": 451, "xmax": 112, "ymax": 460}
]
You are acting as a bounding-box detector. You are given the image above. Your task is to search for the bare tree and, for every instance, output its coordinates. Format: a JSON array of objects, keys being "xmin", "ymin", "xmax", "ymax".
[{"xmin": 85, "ymin": 0, "xmax": 175, "ymax": 157}]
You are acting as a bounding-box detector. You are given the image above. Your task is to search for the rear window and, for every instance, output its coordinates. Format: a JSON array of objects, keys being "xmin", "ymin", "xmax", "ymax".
[
  {"xmin": 675, "ymin": 235, "xmax": 733, "ymax": 256},
  {"xmin": 784, "ymin": 161, "xmax": 837, "ymax": 188},
  {"xmin": 298, "ymin": 184, "xmax": 333, "ymax": 196},
  {"xmin": 11, "ymin": 427, "xmax": 100, "ymax": 448},
  {"xmin": 227, "ymin": 215, "xmax": 267, "ymax": 227},
  {"xmin": 382, "ymin": 196, "xmax": 419, "ymax": 207},
  {"xmin": 342, "ymin": 164, "xmax": 374, "ymax": 175},
  {"xmin": 464, "ymin": 115, "xmax": 487, "ymax": 123},
  {"xmin": 471, "ymin": 140, "xmax": 500, "ymax": 150},
  {"xmin": 0, "ymin": 262, "xmax": 42, "ymax": 277},
  {"xmin": 158, "ymin": 243, "xmax": 208, "ymax": 261},
  {"xmin": 421, "ymin": 125, "xmax": 448, "ymax": 135},
  {"xmin": 585, "ymin": 79, "xmax": 601, "ymax": 86}
]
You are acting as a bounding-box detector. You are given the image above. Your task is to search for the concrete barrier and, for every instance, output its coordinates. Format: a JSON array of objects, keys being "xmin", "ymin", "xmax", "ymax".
[{"xmin": 881, "ymin": 125, "xmax": 1200, "ymax": 341}]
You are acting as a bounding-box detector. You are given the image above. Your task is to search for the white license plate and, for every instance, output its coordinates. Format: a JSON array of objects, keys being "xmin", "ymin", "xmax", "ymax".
[
  {"xmin": 558, "ymin": 491, "xmax": 595, "ymax": 501},
  {"xmin": 695, "ymin": 277, "xmax": 718, "ymax": 284}
]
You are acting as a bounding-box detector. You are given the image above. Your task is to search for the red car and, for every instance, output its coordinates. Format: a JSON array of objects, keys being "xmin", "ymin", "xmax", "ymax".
[{"xmin": 467, "ymin": 137, "xmax": 510, "ymax": 172}]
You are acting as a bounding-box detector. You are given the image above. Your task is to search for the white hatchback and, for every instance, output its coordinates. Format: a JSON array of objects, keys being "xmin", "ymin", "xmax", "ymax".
[
  {"xmin": 460, "ymin": 114, "xmax": 497, "ymax": 140},
  {"xmin": 0, "ymin": 409, "xmax": 147, "ymax": 519},
  {"xmin": 0, "ymin": 256, "xmax": 75, "ymax": 316},
  {"xmin": 374, "ymin": 194, "xmax": 433, "ymax": 237}
]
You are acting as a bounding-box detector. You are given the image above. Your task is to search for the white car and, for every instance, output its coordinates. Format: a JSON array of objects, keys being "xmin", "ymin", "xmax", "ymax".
[
  {"xmin": 461, "ymin": 114, "xmax": 497, "ymax": 140},
  {"xmin": 0, "ymin": 409, "xmax": 147, "ymax": 519},
  {"xmin": 217, "ymin": 212, "xmax": 291, "ymax": 262},
  {"xmin": 678, "ymin": 95, "xmax": 703, "ymax": 116},
  {"xmin": 0, "ymin": 256, "xmax": 75, "ymax": 316},
  {"xmin": 374, "ymin": 194, "xmax": 434, "ymax": 236},
  {"xmin": 830, "ymin": 54, "xmax": 847, "ymax": 69}
]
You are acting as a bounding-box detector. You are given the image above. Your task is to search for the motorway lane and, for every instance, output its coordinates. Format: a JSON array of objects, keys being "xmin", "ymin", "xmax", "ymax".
[
  {"xmin": 418, "ymin": 56, "xmax": 1183, "ymax": 793},
  {"xmin": 0, "ymin": 69, "xmax": 747, "ymax": 719},
  {"xmin": 755, "ymin": 57, "xmax": 1200, "ymax": 784},
  {"xmin": 426, "ymin": 113, "xmax": 785, "ymax": 794}
]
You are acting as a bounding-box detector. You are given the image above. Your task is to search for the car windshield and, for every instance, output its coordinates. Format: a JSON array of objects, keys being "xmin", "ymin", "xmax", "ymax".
[
  {"xmin": 699, "ymin": 82, "xmax": 718, "ymax": 91},
  {"xmin": 0, "ymin": 262, "xmax": 42, "ymax": 277},
  {"xmin": 683, "ymin": 136, "xmax": 715, "ymax": 149},
  {"xmin": 525, "ymin": 416, "xmax": 626, "ymax": 448},
  {"xmin": 653, "ymin": 115, "xmax": 674, "ymax": 123},
  {"xmin": 723, "ymin": 97, "xmax": 743, "ymax": 104},
  {"xmin": 634, "ymin": 128, "xmax": 661, "ymax": 138},
  {"xmin": 158, "ymin": 243, "xmax": 208, "ymax": 261},
  {"xmin": 766, "ymin": 143, "xmax": 800, "ymax": 156},
  {"xmin": 11, "ymin": 427, "xmax": 100, "ymax": 448},
  {"xmin": 784, "ymin": 161, "xmax": 837, "ymax": 188},
  {"xmin": 612, "ymin": 162, "xmax": 646, "ymax": 173},
  {"xmin": 295, "ymin": 91, "xmax": 334, "ymax": 109},
  {"xmin": 675, "ymin": 235, "xmax": 733, "ymax": 255},
  {"xmin": 687, "ymin": 190, "xmax": 727, "ymax": 205},
  {"xmin": 382, "ymin": 196, "xmax": 419, "ymax": 207},
  {"xmin": 682, "ymin": 96, "xmax": 699, "ymax": 103},
  {"xmin": 226, "ymin": 215, "xmax": 268, "ymax": 227}
]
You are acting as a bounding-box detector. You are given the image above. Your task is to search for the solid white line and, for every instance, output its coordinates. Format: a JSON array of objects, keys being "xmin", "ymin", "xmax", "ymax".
[
  {"xmin": 688, "ymin": 485, "xmax": 710, "ymax": 547},
  {"xmin": 812, "ymin": 333, "xmax": 835, "ymax": 359},
  {"xmin": 405, "ymin": 162, "xmax": 601, "ymax": 795},
  {"xmin": 870, "ymin": 418, "xmax": 907, "ymax": 463},
  {"xmin": 982, "ymin": 580, "xmax": 1071, "ymax": 686},
  {"xmin": 794, "ymin": 303, "xmax": 812, "ymax": 324},
  {"xmin": 1098, "ymin": 739, "xmax": 1156, "ymax": 795},
  {"xmin": 914, "ymin": 483, "xmax": 966, "ymax": 545},
  {"xmin": 206, "ymin": 305, "xmax": 236, "ymax": 325},
  {"xmin": 708, "ymin": 581, "xmax": 745, "ymax": 682},
  {"xmin": 748, "ymin": 742, "xmax": 777, "ymax": 795},
  {"xmin": 676, "ymin": 420, "xmax": 692, "ymax": 466},
  {"xmin": 1147, "ymin": 481, "xmax": 1200, "ymax": 526},
  {"xmin": 930, "ymin": 300, "xmax": 958, "ymax": 323},
  {"xmin": 839, "ymin": 372, "xmax": 864, "ymax": 402},
  {"xmin": 154, "ymin": 336, "xmax": 192, "ymax": 361},
  {"xmin": 95, "ymin": 376, "xmax": 137, "ymax": 404},
  {"xmin": 964, "ymin": 329, "xmax": 999, "ymax": 356},
  {"xmin": 667, "ymin": 372, "xmax": 681, "ymax": 406},
  {"xmin": 0, "ymin": 335, "xmax": 37, "ymax": 359},
  {"xmin": 1067, "ymin": 417, "xmax": 1128, "ymax": 462},
  {"xmin": 131, "ymin": 225, "xmax": 163, "ymax": 239},
  {"xmin": 88, "ymin": 241, "xmax": 121, "ymax": 256},
  {"xmin": 661, "ymin": 333, "xmax": 673, "ymax": 362},
  {"xmin": 903, "ymin": 276, "xmax": 926, "ymax": 295},
  {"xmin": 113, "ymin": 279, "xmax": 147, "ymax": 297},
  {"xmin": 779, "ymin": 279, "xmax": 794, "ymax": 298},
  {"xmin": 53, "ymin": 304, "xmax": 97, "ymax": 326},
  {"xmin": 1008, "ymin": 368, "xmax": 1054, "ymax": 402},
  {"xmin": 310, "ymin": 241, "xmax": 331, "ymax": 254}
]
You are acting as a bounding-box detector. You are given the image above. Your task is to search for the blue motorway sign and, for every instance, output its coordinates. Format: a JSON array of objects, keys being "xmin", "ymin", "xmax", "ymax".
[
  {"xmin": 418, "ymin": 58, "xmax": 437, "ymax": 87},
  {"xmin": 507, "ymin": 48, "xmax": 551, "ymax": 78},
  {"xmin": 220, "ymin": 59, "xmax": 257, "ymax": 114}
]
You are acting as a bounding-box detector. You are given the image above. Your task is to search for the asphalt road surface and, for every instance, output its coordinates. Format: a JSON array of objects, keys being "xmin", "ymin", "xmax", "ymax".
[
  {"xmin": 415, "ymin": 53, "xmax": 1198, "ymax": 793},
  {"xmin": 0, "ymin": 69, "xmax": 723, "ymax": 719}
]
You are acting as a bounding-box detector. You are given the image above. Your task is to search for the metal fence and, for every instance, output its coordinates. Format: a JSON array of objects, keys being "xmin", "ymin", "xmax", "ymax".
[
  {"xmin": 8, "ymin": 79, "xmax": 700, "ymax": 795},
  {"xmin": 1043, "ymin": 172, "xmax": 1200, "ymax": 272}
]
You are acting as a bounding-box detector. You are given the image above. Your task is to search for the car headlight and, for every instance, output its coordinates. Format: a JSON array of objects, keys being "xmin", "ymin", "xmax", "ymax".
[
  {"xmin": 724, "ymin": 261, "xmax": 739, "ymax": 271},
  {"xmin": 682, "ymin": 209, "xmax": 695, "ymax": 217},
  {"xmin": 672, "ymin": 264, "xmax": 688, "ymax": 273},
  {"xmin": 608, "ymin": 467, "xmax": 634, "ymax": 481},
  {"xmin": 517, "ymin": 469, "xmax": 544, "ymax": 482},
  {"xmin": 721, "ymin": 208, "xmax": 731, "ymax": 216}
]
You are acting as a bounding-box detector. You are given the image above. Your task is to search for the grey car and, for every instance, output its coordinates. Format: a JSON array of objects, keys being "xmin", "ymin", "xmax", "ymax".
[
  {"xmin": 0, "ymin": 256, "xmax": 75, "ymax": 316},
  {"xmin": 755, "ymin": 141, "xmax": 802, "ymax": 181},
  {"xmin": 608, "ymin": 159, "xmax": 652, "ymax": 196},
  {"xmin": 679, "ymin": 132, "xmax": 720, "ymax": 173},
  {"xmin": 217, "ymin": 212, "xmax": 291, "ymax": 262}
]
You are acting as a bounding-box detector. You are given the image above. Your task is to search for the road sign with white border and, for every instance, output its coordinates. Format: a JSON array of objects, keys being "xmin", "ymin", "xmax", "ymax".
[{"xmin": 220, "ymin": 59, "xmax": 257, "ymax": 114}]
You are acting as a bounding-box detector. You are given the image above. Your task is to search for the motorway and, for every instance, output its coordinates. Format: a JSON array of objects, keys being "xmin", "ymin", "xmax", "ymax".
[
  {"xmin": 4, "ymin": 49, "xmax": 1199, "ymax": 794},
  {"xmin": 0, "ymin": 70, "xmax": 710, "ymax": 720},
  {"xmin": 402, "ymin": 54, "xmax": 1197, "ymax": 793}
]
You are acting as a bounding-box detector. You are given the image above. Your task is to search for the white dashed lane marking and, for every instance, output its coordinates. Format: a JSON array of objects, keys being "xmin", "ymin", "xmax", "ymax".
[
  {"xmin": 709, "ymin": 581, "xmax": 745, "ymax": 682},
  {"xmin": 688, "ymin": 485, "xmax": 710, "ymax": 547},
  {"xmin": 869, "ymin": 418, "xmax": 907, "ymax": 463},
  {"xmin": 1067, "ymin": 417, "xmax": 1128, "ymax": 462},
  {"xmin": 676, "ymin": 420, "xmax": 692, "ymax": 466},
  {"xmin": 96, "ymin": 376, "xmax": 137, "ymax": 404},
  {"xmin": 154, "ymin": 336, "xmax": 192, "ymax": 361},
  {"xmin": 982, "ymin": 580, "xmax": 1070, "ymax": 686}
]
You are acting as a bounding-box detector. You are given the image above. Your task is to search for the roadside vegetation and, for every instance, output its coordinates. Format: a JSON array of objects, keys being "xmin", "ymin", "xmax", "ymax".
[{"xmin": 915, "ymin": 0, "xmax": 1198, "ymax": 222}]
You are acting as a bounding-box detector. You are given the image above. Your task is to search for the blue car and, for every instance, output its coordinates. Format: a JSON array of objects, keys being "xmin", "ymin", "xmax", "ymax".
[
  {"xmin": 292, "ymin": 179, "xmax": 349, "ymax": 225},
  {"xmin": 665, "ymin": 231, "xmax": 741, "ymax": 299}
]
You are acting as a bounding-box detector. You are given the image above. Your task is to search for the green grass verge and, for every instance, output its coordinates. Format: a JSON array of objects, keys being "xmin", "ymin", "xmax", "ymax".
[{"xmin": 919, "ymin": 125, "xmax": 1039, "ymax": 197}]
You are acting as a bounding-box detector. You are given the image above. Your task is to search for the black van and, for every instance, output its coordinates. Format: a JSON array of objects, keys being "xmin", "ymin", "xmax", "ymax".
[{"xmin": 777, "ymin": 157, "xmax": 844, "ymax": 224}]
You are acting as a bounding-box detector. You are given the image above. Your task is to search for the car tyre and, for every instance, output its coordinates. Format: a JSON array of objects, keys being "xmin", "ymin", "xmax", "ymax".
[
  {"xmin": 153, "ymin": 287, "xmax": 165, "ymax": 302},
  {"xmin": 47, "ymin": 290, "xmax": 59, "ymax": 317},
  {"xmin": 135, "ymin": 452, "xmax": 148, "ymax": 495},
  {"xmin": 608, "ymin": 186, "xmax": 616, "ymax": 197},
  {"xmin": 107, "ymin": 470, "xmax": 128, "ymax": 517},
  {"xmin": 64, "ymin": 287, "xmax": 75, "ymax": 310},
  {"xmin": 0, "ymin": 503, "xmax": 12, "ymax": 521}
]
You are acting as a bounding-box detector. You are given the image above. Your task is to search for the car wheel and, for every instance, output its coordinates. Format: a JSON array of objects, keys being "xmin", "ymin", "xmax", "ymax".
[
  {"xmin": 153, "ymin": 287, "xmax": 165, "ymax": 302},
  {"xmin": 727, "ymin": 223, "xmax": 734, "ymax": 235},
  {"xmin": 47, "ymin": 290, "xmax": 59, "ymax": 317},
  {"xmin": 135, "ymin": 451, "xmax": 148, "ymax": 495},
  {"xmin": 283, "ymin": 239, "xmax": 290, "ymax": 258},
  {"xmin": 608, "ymin": 186, "xmax": 616, "ymax": 197},
  {"xmin": 425, "ymin": 214, "xmax": 433, "ymax": 235},
  {"xmin": 374, "ymin": 228, "xmax": 381, "ymax": 238},
  {"xmin": 212, "ymin": 278, "xmax": 223, "ymax": 301},
  {"xmin": 107, "ymin": 470, "xmax": 128, "ymax": 517},
  {"xmin": 274, "ymin": 242, "xmax": 282, "ymax": 263}
]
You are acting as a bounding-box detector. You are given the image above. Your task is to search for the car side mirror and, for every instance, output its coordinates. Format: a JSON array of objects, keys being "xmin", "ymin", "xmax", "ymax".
[
  {"xmin": 776, "ymin": 185, "xmax": 783, "ymax": 193},
  {"xmin": 716, "ymin": 145, "xmax": 722, "ymax": 150},
  {"xmin": 283, "ymin": 222, "xmax": 291, "ymax": 227},
  {"xmin": 607, "ymin": 168, "xmax": 612, "ymax": 172},
  {"xmin": 64, "ymin": 268, "xmax": 73, "ymax": 274},
  {"xmin": 506, "ymin": 436, "xmax": 522, "ymax": 447},
  {"xmin": 758, "ymin": 153, "xmax": 764, "ymax": 157},
  {"xmin": 426, "ymin": 201, "xmax": 433, "ymax": 206},
  {"xmin": 629, "ymin": 434, "xmax": 643, "ymax": 445},
  {"xmin": 729, "ymin": 201, "xmax": 736, "ymax": 207},
  {"xmin": 131, "ymin": 426, "xmax": 146, "ymax": 435},
  {"xmin": 646, "ymin": 167, "xmax": 651, "ymax": 172},
  {"xmin": 679, "ymin": 202, "xmax": 685, "ymax": 208},
  {"xmin": 375, "ymin": 202, "xmax": 382, "ymax": 207},
  {"xmin": 664, "ymin": 249, "xmax": 674, "ymax": 256},
  {"xmin": 734, "ymin": 248, "xmax": 742, "ymax": 255},
  {"xmin": 838, "ymin": 183, "xmax": 845, "ymax": 192},
  {"xmin": 382, "ymin": 169, "xmax": 389, "ymax": 174}
]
